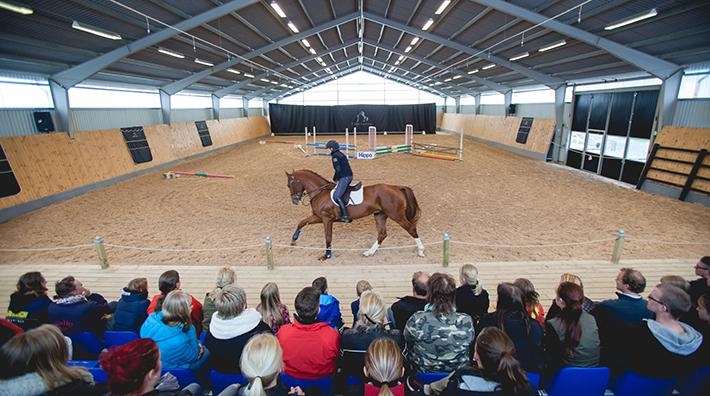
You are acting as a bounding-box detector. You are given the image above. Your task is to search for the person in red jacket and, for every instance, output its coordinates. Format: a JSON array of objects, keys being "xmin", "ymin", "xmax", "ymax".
[
  {"xmin": 276, "ymin": 286, "xmax": 340, "ymax": 379},
  {"xmin": 147, "ymin": 270, "xmax": 203, "ymax": 336}
]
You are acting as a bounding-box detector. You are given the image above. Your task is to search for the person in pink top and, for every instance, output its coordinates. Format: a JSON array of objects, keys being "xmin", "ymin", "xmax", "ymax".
[{"xmin": 276, "ymin": 286, "xmax": 339, "ymax": 379}]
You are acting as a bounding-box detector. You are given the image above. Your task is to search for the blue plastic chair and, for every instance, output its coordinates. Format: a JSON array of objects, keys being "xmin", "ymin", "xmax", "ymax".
[
  {"xmin": 104, "ymin": 331, "xmax": 139, "ymax": 348},
  {"xmin": 67, "ymin": 360, "xmax": 100, "ymax": 367},
  {"xmin": 610, "ymin": 371, "xmax": 676, "ymax": 396},
  {"xmin": 281, "ymin": 372, "xmax": 333, "ymax": 396},
  {"xmin": 162, "ymin": 368, "xmax": 200, "ymax": 388},
  {"xmin": 545, "ymin": 367, "xmax": 610, "ymax": 396},
  {"xmin": 675, "ymin": 366, "xmax": 710, "ymax": 395},
  {"xmin": 210, "ymin": 370, "xmax": 248, "ymax": 394},
  {"xmin": 526, "ymin": 371, "xmax": 541, "ymax": 389},
  {"xmin": 67, "ymin": 332, "xmax": 104, "ymax": 359},
  {"xmin": 199, "ymin": 331, "xmax": 206, "ymax": 345},
  {"xmin": 88, "ymin": 367, "xmax": 109, "ymax": 384},
  {"xmin": 415, "ymin": 372, "xmax": 449, "ymax": 384}
]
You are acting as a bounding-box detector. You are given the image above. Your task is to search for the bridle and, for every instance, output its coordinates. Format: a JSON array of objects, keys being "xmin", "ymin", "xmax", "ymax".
[{"xmin": 289, "ymin": 175, "xmax": 331, "ymax": 206}]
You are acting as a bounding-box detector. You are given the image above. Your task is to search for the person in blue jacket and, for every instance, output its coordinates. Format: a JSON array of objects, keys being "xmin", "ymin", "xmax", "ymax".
[
  {"xmin": 140, "ymin": 289, "xmax": 210, "ymax": 373},
  {"xmin": 312, "ymin": 276, "xmax": 343, "ymax": 329},
  {"xmin": 326, "ymin": 139, "xmax": 353, "ymax": 223},
  {"xmin": 108, "ymin": 277, "xmax": 150, "ymax": 333}
]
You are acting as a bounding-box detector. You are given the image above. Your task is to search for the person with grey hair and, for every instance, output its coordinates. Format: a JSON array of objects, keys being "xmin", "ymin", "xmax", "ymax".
[
  {"xmin": 391, "ymin": 271, "xmax": 429, "ymax": 332},
  {"xmin": 455, "ymin": 264, "xmax": 489, "ymax": 328},
  {"xmin": 204, "ymin": 285, "xmax": 272, "ymax": 374},
  {"xmin": 202, "ymin": 267, "xmax": 237, "ymax": 333},
  {"xmin": 621, "ymin": 284, "xmax": 703, "ymax": 379}
]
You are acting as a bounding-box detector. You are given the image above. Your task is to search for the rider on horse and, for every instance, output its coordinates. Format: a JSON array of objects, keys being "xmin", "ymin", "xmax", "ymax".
[{"xmin": 326, "ymin": 139, "xmax": 353, "ymax": 223}]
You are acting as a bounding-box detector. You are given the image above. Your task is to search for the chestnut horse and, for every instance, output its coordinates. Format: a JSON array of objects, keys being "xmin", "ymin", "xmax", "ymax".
[{"xmin": 286, "ymin": 169, "xmax": 425, "ymax": 260}]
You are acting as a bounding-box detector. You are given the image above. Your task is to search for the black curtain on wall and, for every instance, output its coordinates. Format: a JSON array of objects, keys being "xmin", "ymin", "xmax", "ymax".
[{"xmin": 269, "ymin": 103, "xmax": 436, "ymax": 134}]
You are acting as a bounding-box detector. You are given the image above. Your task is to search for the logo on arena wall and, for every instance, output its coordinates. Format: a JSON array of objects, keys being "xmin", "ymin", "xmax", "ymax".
[{"xmin": 357, "ymin": 151, "xmax": 375, "ymax": 160}]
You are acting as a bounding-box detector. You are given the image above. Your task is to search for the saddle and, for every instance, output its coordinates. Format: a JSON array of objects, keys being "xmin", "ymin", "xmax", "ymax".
[
  {"xmin": 331, "ymin": 181, "xmax": 363, "ymax": 206},
  {"xmin": 342, "ymin": 181, "xmax": 362, "ymax": 202}
]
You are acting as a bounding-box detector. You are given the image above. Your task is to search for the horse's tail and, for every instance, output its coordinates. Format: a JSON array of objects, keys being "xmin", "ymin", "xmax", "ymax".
[{"xmin": 400, "ymin": 186, "xmax": 421, "ymax": 223}]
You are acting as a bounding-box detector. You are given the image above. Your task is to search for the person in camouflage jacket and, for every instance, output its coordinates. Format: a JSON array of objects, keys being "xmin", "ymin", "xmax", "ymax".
[{"xmin": 404, "ymin": 273, "xmax": 474, "ymax": 375}]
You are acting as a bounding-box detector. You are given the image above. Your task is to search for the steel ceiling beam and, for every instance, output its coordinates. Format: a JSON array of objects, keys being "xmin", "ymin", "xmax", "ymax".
[
  {"xmin": 472, "ymin": 0, "xmax": 680, "ymax": 79},
  {"xmin": 363, "ymin": 12, "xmax": 565, "ymax": 89},
  {"xmin": 51, "ymin": 0, "xmax": 259, "ymax": 89}
]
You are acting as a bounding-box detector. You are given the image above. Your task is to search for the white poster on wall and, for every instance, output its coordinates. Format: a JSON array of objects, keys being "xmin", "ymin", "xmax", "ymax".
[
  {"xmin": 626, "ymin": 138, "xmax": 650, "ymax": 162},
  {"xmin": 569, "ymin": 131, "xmax": 586, "ymax": 151},
  {"xmin": 603, "ymin": 136, "xmax": 627, "ymax": 159},
  {"xmin": 586, "ymin": 133, "xmax": 603, "ymax": 154}
]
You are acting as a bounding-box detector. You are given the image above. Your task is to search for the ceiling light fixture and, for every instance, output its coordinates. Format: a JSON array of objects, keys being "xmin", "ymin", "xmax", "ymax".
[
  {"xmin": 435, "ymin": 0, "xmax": 451, "ymax": 15},
  {"xmin": 538, "ymin": 40, "xmax": 566, "ymax": 52},
  {"xmin": 261, "ymin": 78, "xmax": 270, "ymax": 82},
  {"xmin": 0, "ymin": 0, "xmax": 32, "ymax": 15},
  {"xmin": 301, "ymin": 39, "xmax": 310, "ymax": 47},
  {"xmin": 605, "ymin": 8, "xmax": 657, "ymax": 30},
  {"xmin": 270, "ymin": 2, "xmax": 287, "ymax": 18},
  {"xmin": 194, "ymin": 58, "xmax": 214, "ymax": 66},
  {"xmin": 244, "ymin": 73, "xmax": 254, "ymax": 78},
  {"xmin": 410, "ymin": 37, "xmax": 420, "ymax": 45},
  {"xmin": 467, "ymin": 69, "xmax": 479, "ymax": 74},
  {"xmin": 405, "ymin": 46, "xmax": 412, "ymax": 53},
  {"xmin": 158, "ymin": 47, "xmax": 185, "ymax": 58},
  {"xmin": 287, "ymin": 21, "xmax": 299, "ymax": 33},
  {"xmin": 316, "ymin": 57, "xmax": 324, "ymax": 63},
  {"xmin": 227, "ymin": 68, "xmax": 240, "ymax": 74},
  {"xmin": 509, "ymin": 52, "xmax": 529, "ymax": 61},
  {"xmin": 389, "ymin": 66, "xmax": 396, "ymax": 72},
  {"xmin": 444, "ymin": 78, "xmax": 452, "ymax": 82},
  {"xmin": 72, "ymin": 20, "xmax": 122, "ymax": 40},
  {"xmin": 453, "ymin": 75, "xmax": 462, "ymax": 80},
  {"xmin": 398, "ymin": 55, "xmax": 404, "ymax": 61},
  {"xmin": 422, "ymin": 18, "xmax": 434, "ymax": 31},
  {"xmin": 482, "ymin": 63, "xmax": 496, "ymax": 70},
  {"xmin": 309, "ymin": 48, "xmax": 316, "ymax": 54}
]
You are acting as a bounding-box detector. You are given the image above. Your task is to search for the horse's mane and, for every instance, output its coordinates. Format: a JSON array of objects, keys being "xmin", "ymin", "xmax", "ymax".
[{"xmin": 296, "ymin": 169, "xmax": 329, "ymax": 183}]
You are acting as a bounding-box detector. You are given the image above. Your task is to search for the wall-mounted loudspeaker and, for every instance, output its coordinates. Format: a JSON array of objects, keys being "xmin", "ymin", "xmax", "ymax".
[
  {"xmin": 33, "ymin": 111, "xmax": 55, "ymax": 133},
  {"xmin": 508, "ymin": 104, "xmax": 517, "ymax": 115}
]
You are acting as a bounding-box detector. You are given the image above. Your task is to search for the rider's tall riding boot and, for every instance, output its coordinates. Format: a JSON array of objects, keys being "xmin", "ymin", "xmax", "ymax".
[{"xmin": 334, "ymin": 197, "xmax": 352, "ymax": 223}]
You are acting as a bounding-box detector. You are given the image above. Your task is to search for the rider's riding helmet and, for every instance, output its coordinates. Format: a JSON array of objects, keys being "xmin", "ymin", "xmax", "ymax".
[{"xmin": 325, "ymin": 140, "xmax": 339, "ymax": 150}]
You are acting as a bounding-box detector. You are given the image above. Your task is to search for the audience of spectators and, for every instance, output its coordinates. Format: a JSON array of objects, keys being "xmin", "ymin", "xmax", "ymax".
[
  {"xmin": 455, "ymin": 264, "xmax": 489, "ymax": 329},
  {"xmin": 256, "ymin": 282, "xmax": 291, "ymax": 333},
  {"xmin": 544, "ymin": 282, "xmax": 600, "ymax": 376},
  {"xmin": 0, "ymin": 324, "xmax": 105, "ymax": 395},
  {"xmin": 147, "ymin": 270, "xmax": 204, "ymax": 337},
  {"xmin": 404, "ymin": 272, "xmax": 474, "ymax": 375},
  {"xmin": 140, "ymin": 290, "xmax": 209, "ymax": 373},
  {"xmin": 689, "ymin": 256, "xmax": 710, "ymax": 305},
  {"xmin": 205, "ymin": 285, "xmax": 271, "ymax": 374},
  {"xmin": 350, "ymin": 280, "xmax": 372, "ymax": 325},
  {"xmin": 107, "ymin": 277, "xmax": 150, "ymax": 333},
  {"xmin": 312, "ymin": 276, "xmax": 344, "ymax": 329},
  {"xmin": 591, "ymin": 267, "xmax": 652, "ymax": 374},
  {"xmin": 339, "ymin": 291, "xmax": 403, "ymax": 382},
  {"xmin": 546, "ymin": 273, "xmax": 595, "ymax": 319},
  {"xmin": 48, "ymin": 276, "xmax": 112, "ymax": 337},
  {"xmin": 479, "ymin": 282, "xmax": 544, "ymax": 373},
  {"xmin": 202, "ymin": 267, "xmax": 236, "ymax": 334},
  {"xmin": 6, "ymin": 272, "xmax": 52, "ymax": 330},
  {"xmin": 390, "ymin": 271, "xmax": 429, "ymax": 332},
  {"xmin": 99, "ymin": 338, "xmax": 202, "ymax": 396},
  {"xmin": 276, "ymin": 286, "xmax": 339, "ymax": 380},
  {"xmin": 514, "ymin": 278, "xmax": 545, "ymax": 326}
]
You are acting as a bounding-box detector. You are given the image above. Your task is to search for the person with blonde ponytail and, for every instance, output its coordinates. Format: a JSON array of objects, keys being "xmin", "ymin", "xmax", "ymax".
[
  {"xmin": 346, "ymin": 337, "xmax": 405, "ymax": 396},
  {"xmin": 417, "ymin": 327, "xmax": 536, "ymax": 396},
  {"xmin": 219, "ymin": 334, "xmax": 303, "ymax": 396}
]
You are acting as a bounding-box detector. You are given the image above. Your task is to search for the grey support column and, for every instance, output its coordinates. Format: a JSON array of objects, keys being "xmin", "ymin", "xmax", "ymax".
[
  {"xmin": 242, "ymin": 97, "xmax": 250, "ymax": 117},
  {"xmin": 553, "ymin": 85, "xmax": 566, "ymax": 163},
  {"xmin": 211, "ymin": 94, "xmax": 220, "ymax": 120},
  {"xmin": 455, "ymin": 96, "xmax": 461, "ymax": 114},
  {"xmin": 504, "ymin": 91, "xmax": 512, "ymax": 116},
  {"xmin": 262, "ymin": 99, "xmax": 269, "ymax": 116},
  {"xmin": 474, "ymin": 93, "xmax": 481, "ymax": 115},
  {"xmin": 159, "ymin": 90, "xmax": 171, "ymax": 125},
  {"xmin": 48, "ymin": 80, "xmax": 70, "ymax": 136},
  {"xmin": 657, "ymin": 70, "xmax": 683, "ymax": 130}
]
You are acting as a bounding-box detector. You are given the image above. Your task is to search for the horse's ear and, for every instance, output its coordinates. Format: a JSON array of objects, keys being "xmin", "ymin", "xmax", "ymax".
[{"xmin": 285, "ymin": 170, "xmax": 290, "ymax": 176}]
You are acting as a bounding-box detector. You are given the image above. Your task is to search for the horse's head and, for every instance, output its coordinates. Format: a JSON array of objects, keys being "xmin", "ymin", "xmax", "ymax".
[{"xmin": 286, "ymin": 171, "xmax": 305, "ymax": 205}]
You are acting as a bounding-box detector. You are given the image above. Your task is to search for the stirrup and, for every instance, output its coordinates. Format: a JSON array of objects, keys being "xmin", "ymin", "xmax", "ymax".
[{"xmin": 338, "ymin": 216, "xmax": 352, "ymax": 223}]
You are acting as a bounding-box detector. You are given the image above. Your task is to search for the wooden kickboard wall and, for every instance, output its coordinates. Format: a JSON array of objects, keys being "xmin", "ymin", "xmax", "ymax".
[
  {"xmin": 440, "ymin": 113, "xmax": 555, "ymax": 156},
  {"xmin": 648, "ymin": 125, "xmax": 710, "ymax": 193},
  {"xmin": 0, "ymin": 117, "xmax": 271, "ymax": 209}
]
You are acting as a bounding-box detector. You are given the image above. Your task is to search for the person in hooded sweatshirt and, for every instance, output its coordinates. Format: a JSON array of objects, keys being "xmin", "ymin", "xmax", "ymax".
[
  {"xmin": 204, "ymin": 285, "xmax": 271, "ymax": 374},
  {"xmin": 312, "ymin": 276, "xmax": 343, "ymax": 329},
  {"xmin": 7, "ymin": 272, "xmax": 53, "ymax": 330},
  {"xmin": 622, "ymin": 283, "xmax": 703, "ymax": 379},
  {"xmin": 140, "ymin": 290, "xmax": 210, "ymax": 373},
  {"xmin": 107, "ymin": 277, "xmax": 150, "ymax": 333}
]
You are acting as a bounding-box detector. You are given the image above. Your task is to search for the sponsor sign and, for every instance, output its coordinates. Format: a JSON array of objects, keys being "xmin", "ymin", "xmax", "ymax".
[{"xmin": 357, "ymin": 151, "xmax": 376, "ymax": 160}]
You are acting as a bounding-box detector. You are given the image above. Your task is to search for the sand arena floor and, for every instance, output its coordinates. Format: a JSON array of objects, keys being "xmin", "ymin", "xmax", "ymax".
[{"xmin": 0, "ymin": 133, "xmax": 708, "ymax": 268}]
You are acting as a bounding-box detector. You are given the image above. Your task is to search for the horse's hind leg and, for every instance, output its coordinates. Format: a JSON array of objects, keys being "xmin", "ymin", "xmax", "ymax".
[
  {"xmin": 363, "ymin": 212, "xmax": 388, "ymax": 257},
  {"xmin": 292, "ymin": 214, "xmax": 322, "ymax": 245},
  {"xmin": 391, "ymin": 216, "xmax": 425, "ymax": 257}
]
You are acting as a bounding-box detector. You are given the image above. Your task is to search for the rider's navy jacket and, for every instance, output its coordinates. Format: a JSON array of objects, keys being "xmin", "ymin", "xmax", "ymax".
[{"xmin": 330, "ymin": 149, "xmax": 353, "ymax": 181}]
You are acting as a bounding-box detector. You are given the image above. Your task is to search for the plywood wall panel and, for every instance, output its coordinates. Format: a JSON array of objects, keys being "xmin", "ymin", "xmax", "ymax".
[
  {"xmin": 645, "ymin": 125, "xmax": 710, "ymax": 194},
  {"xmin": 440, "ymin": 113, "xmax": 555, "ymax": 155},
  {"xmin": 0, "ymin": 116, "xmax": 271, "ymax": 210}
]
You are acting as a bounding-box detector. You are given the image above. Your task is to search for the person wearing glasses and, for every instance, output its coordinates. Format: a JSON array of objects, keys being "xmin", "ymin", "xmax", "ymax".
[
  {"xmin": 689, "ymin": 256, "xmax": 710, "ymax": 307},
  {"xmin": 622, "ymin": 284, "xmax": 703, "ymax": 379},
  {"xmin": 590, "ymin": 268, "xmax": 652, "ymax": 375}
]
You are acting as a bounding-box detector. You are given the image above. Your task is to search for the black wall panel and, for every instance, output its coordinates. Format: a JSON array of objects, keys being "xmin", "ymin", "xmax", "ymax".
[
  {"xmin": 0, "ymin": 144, "xmax": 21, "ymax": 197},
  {"xmin": 583, "ymin": 154, "xmax": 600, "ymax": 173},
  {"xmin": 630, "ymin": 91, "xmax": 658, "ymax": 138},
  {"xmin": 601, "ymin": 158, "xmax": 622, "ymax": 180},
  {"xmin": 588, "ymin": 94, "xmax": 610, "ymax": 130},
  {"xmin": 608, "ymin": 92, "xmax": 633, "ymax": 136},
  {"xmin": 571, "ymin": 95, "xmax": 590, "ymax": 131},
  {"xmin": 566, "ymin": 150, "xmax": 582, "ymax": 169},
  {"xmin": 621, "ymin": 160, "xmax": 645, "ymax": 185}
]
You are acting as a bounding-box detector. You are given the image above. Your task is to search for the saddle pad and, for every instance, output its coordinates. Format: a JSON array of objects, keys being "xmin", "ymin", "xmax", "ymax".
[{"xmin": 331, "ymin": 185, "xmax": 363, "ymax": 205}]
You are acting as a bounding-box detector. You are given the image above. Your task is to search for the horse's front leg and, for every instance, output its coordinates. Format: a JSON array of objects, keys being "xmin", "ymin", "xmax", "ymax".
[
  {"xmin": 319, "ymin": 219, "xmax": 334, "ymax": 261},
  {"xmin": 364, "ymin": 212, "xmax": 388, "ymax": 257},
  {"xmin": 291, "ymin": 214, "xmax": 322, "ymax": 245}
]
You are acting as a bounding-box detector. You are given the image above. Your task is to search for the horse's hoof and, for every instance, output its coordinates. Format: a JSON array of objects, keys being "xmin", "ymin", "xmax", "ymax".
[
  {"xmin": 363, "ymin": 250, "xmax": 374, "ymax": 257},
  {"xmin": 418, "ymin": 251, "xmax": 426, "ymax": 257},
  {"xmin": 290, "ymin": 241, "xmax": 297, "ymax": 246}
]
